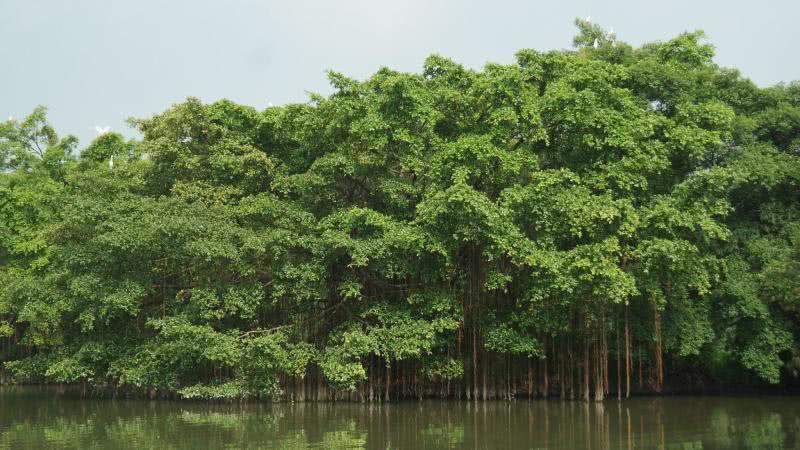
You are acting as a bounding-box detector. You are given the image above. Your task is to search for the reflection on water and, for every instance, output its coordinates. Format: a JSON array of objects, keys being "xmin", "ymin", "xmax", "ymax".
[{"xmin": 1, "ymin": 387, "xmax": 799, "ymax": 449}]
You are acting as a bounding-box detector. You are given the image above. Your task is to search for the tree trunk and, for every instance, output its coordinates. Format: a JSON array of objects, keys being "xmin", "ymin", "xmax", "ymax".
[
  {"xmin": 583, "ymin": 336, "xmax": 590, "ymax": 402},
  {"xmin": 472, "ymin": 324, "xmax": 478, "ymax": 400},
  {"xmin": 543, "ymin": 343, "xmax": 549, "ymax": 398},
  {"xmin": 385, "ymin": 362, "xmax": 391, "ymax": 401},
  {"xmin": 527, "ymin": 358, "xmax": 533, "ymax": 398},
  {"xmin": 625, "ymin": 306, "xmax": 631, "ymax": 398},
  {"xmin": 594, "ymin": 329, "xmax": 604, "ymax": 402},
  {"xmin": 616, "ymin": 328, "xmax": 621, "ymax": 401},
  {"xmin": 638, "ymin": 347, "xmax": 643, "ymax": 391},
  {"xmin": 654, "ymin": 303, "xmax": 663, "ymax": 393}
]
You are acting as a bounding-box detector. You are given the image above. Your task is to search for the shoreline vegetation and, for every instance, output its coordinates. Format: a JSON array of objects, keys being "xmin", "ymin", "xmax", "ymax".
[{"xmin": 1, "ymin": 20, "xmax": 799, "ymax": 402}]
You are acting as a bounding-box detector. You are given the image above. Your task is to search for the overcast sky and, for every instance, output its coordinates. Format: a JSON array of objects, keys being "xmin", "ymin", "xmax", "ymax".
[{"xmin": 1, "ymin": 0, "xmax": 798, "ymax": 147}]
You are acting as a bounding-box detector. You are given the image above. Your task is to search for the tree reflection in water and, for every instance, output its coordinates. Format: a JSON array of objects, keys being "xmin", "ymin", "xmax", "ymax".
[{"xmin": 0, "ymin": 388, "xmax": 798, "ymax": 449}]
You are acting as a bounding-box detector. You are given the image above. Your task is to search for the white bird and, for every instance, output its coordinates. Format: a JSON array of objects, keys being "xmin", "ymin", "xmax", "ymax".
[
  {"xmin": 95, "ymin": 126, "xmax": 110, "ymax": 136},
  {"xmin": 606, "ymin": 27, "xmax": 615, "ymax": 39},
  {"xmin": 585, "ymin": 16, "xmax": 591, "ymax": 22},
  {"xmin": 593, "ymin": 39, "xmax": 599, "ymax": 49},
  {"xmin": 109, "ymin": 155, "xmax": 114, "ymax": 171}
]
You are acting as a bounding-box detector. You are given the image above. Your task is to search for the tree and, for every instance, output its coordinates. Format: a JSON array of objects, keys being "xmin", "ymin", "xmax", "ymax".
[{"xmin": 1, "ymin": 21, "xmax": 799, "ymax": 400}]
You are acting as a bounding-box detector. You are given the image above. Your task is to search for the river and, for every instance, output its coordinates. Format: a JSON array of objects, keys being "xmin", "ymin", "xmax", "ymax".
[{"xmin": 0, "ymin": 387, "xmax": 798, "ymax": 449}]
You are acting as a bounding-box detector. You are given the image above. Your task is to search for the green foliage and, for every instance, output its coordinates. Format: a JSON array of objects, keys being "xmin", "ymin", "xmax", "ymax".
[
  {"xmin": 422, "ymin": 357, "xmax": 464, "ymax": 381},
  {"xmin": 484, "ymin": 322, "xmax": 542, "ymax": 357},
  {"xmin": 178, "ymin": 381, "xmax": 247, "ymax": 400},
  {"xmin": 1, "ymin": 20, "xmax": 799, "ymax": 397}
]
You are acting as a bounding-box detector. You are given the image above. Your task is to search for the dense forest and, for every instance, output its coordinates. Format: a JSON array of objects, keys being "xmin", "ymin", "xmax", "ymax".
[{"xmin": 1, "ymin": 21, "xmax": 799, "ymax": 402}]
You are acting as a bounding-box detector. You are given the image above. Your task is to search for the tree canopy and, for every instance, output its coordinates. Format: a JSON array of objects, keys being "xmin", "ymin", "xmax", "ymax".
[{"xmin": 1, "ymin": 20, "xmax": 799, "ymax": 401}]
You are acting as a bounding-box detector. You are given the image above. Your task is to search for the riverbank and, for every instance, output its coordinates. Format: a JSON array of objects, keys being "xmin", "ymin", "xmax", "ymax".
[{"xmin": 2, "ymin": 377, "xmax": 798, "ymax": 403}]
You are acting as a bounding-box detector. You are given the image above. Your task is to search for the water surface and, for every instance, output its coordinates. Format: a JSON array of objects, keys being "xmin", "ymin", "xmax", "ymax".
[{"xmin": 1, "ymin": 387, "xmax": 798, "ymax": 449}]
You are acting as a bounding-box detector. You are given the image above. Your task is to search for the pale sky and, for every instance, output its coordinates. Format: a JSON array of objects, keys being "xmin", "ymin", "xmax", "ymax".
[{"xmin": 1, "ymin": 0, "xmax": 798, "ymax": 147}]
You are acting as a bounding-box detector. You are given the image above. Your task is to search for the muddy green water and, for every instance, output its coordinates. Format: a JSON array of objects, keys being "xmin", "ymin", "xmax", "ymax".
[{"xmin": 1, "ymin": 387, "xmax": 799, "ymax": 449}]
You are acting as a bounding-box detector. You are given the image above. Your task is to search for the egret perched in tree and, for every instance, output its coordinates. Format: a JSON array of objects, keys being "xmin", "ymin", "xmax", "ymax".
[
  {"xmin": 95, "ymin": 126, "xmax": 110, "ymax": 136},
  {"xmin": 109, "ymin": 155, "xmax": 114, "ymax": 171},
  {"xmin": 585, "ymin": 16, "xmax": 591, "ymax": 22},
  {"xmin": 593, "ymin": 38, "xmax": 599, "ymax": 49}
]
